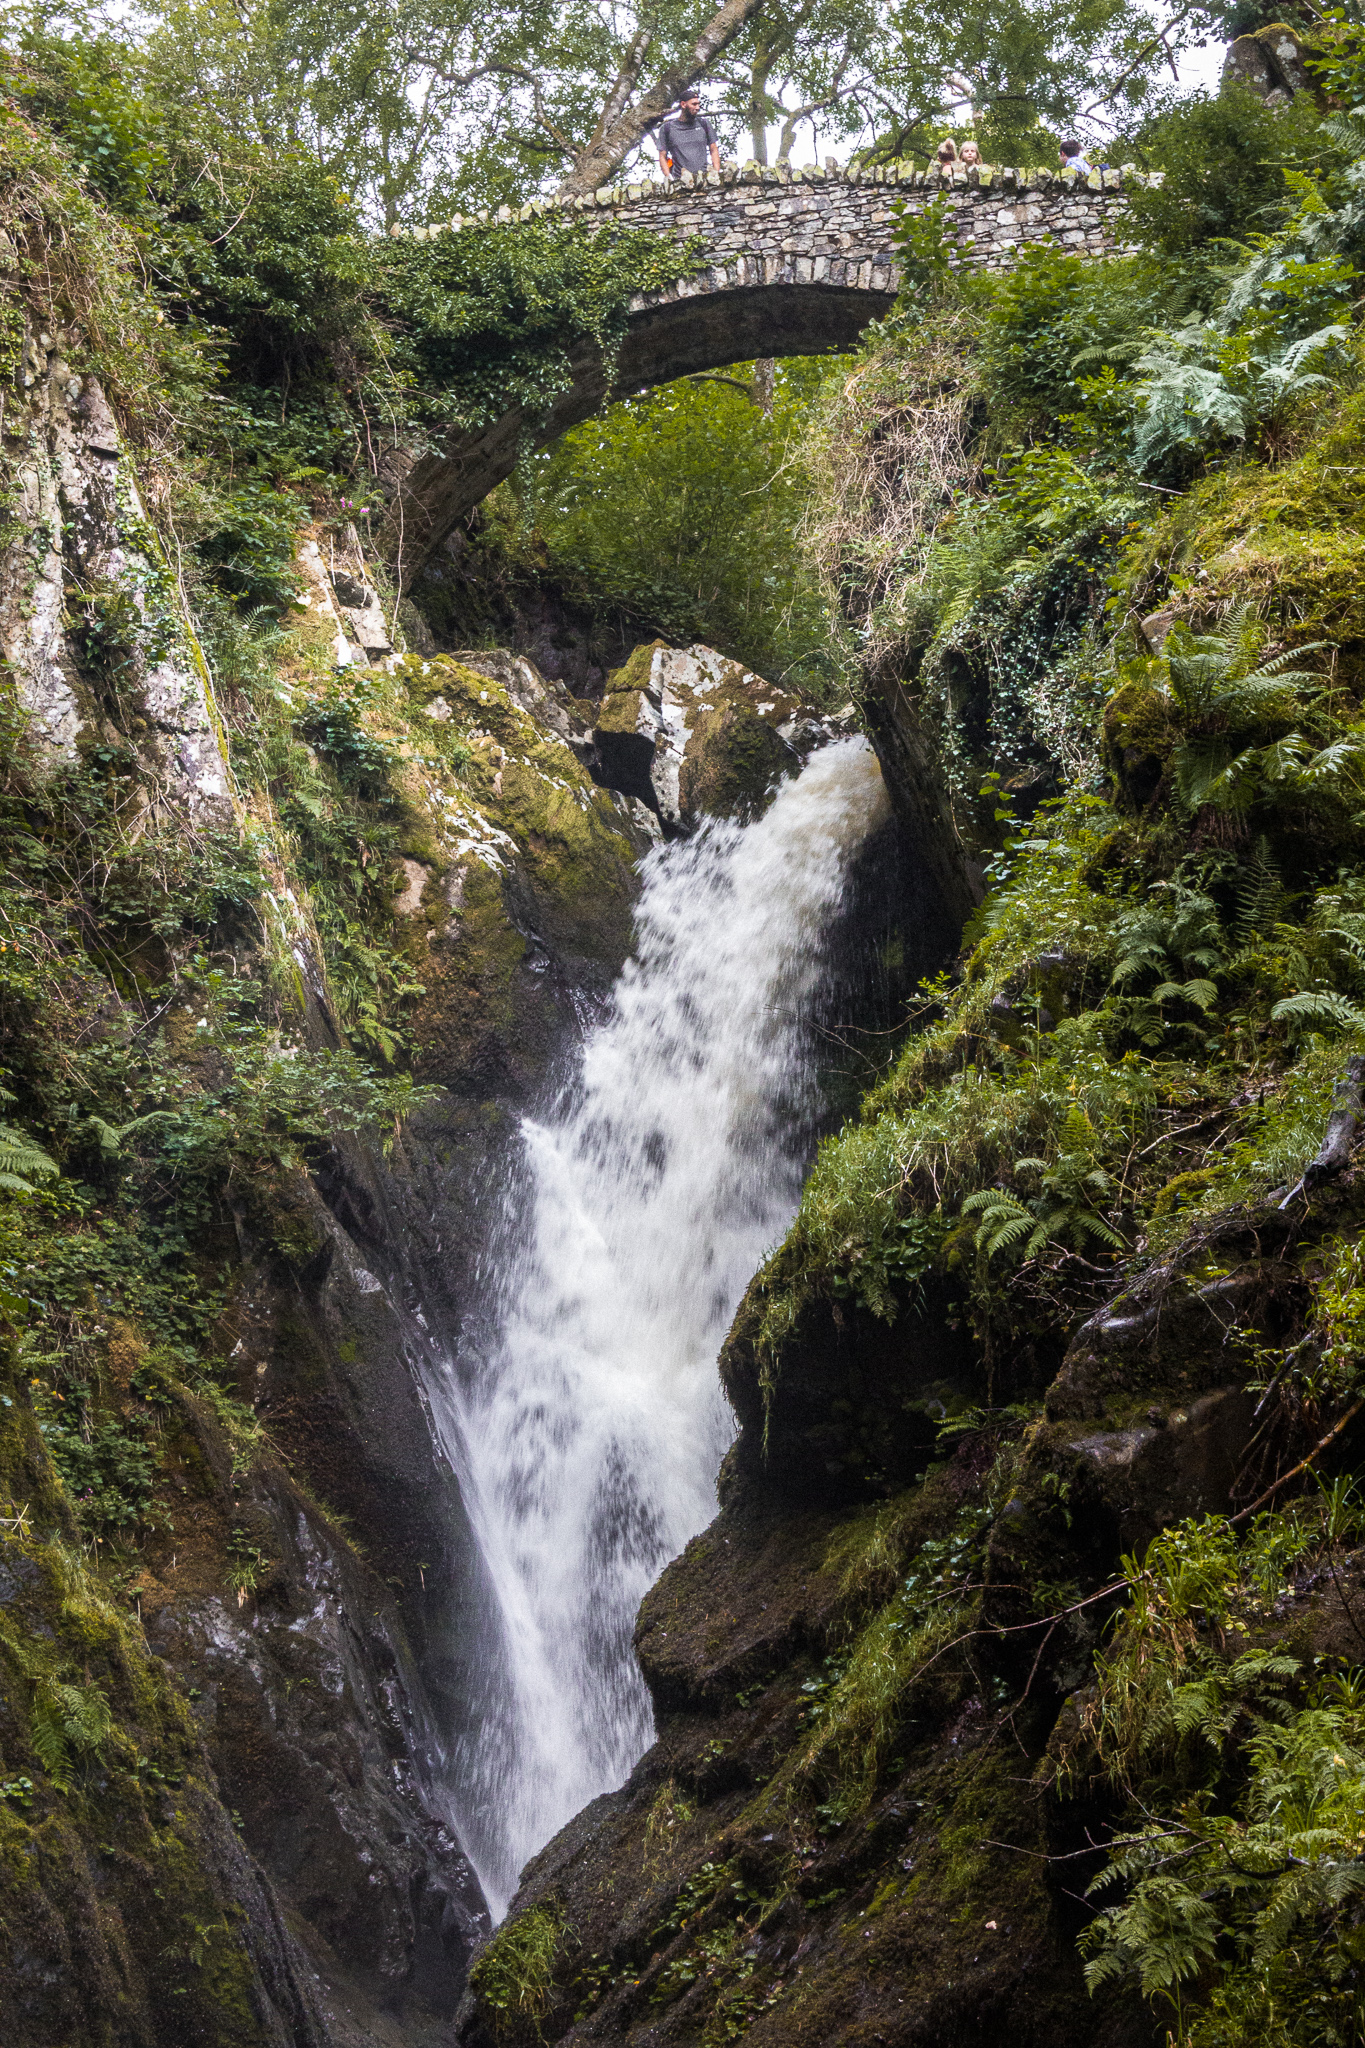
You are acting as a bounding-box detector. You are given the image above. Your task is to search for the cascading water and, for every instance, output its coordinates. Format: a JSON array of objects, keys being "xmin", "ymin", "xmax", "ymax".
[{"xmin": 442, "ymin": 736, "xmax": 890, "ymax": 1916}]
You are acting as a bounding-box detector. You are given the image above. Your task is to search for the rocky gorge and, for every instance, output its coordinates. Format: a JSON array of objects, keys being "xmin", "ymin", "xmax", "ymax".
[{"xmin": 8, "ymin": 16, "xmax": 1365, "ymax": 2048}]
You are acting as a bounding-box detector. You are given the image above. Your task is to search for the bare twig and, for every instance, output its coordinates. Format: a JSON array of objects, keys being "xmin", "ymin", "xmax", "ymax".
[{"xmin": 1231, "ymin": 1399, "xmax": 1365, "ymax": 1523}]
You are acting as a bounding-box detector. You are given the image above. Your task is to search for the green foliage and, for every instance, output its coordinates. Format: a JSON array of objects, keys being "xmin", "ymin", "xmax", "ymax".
[
  {"xmin": 0, "ymin": 1123, "xmax": 58, "ymax": 1195},
  {"xmin": 36, "ymin": 1408, "xmax": 157, "ymax": 1537},
  {"xmin": 1052, "ymin": 1497, "xmax": 1365, "ymax": 2040},
  {"xmin": 889, "ymin": 192, "xmax": 956, "ymax": 300},
  {"xmin": 525, "ymin": 360, "xmax": 842, "ymax": 692},
  {"xmin": 470, "ymin": 1897, "xmax": 566, "ymax": 2032},
  {"xmin": 798, "ymin": 1489, "xmax": 1005, "ymax": 1819},
  {"xmin": 378, "ymin": 221, "xmax": 707, "ymax": 433},
  {"xmin": 875, "ymin": 0, "xmax": 1211, "ymax": 167},
  {"xmin": 30, "ymin": 1675, "xmax": 114, "ymax": 1792},
  {"xmin": 198, "ymin": 478, "xmax": 305, "ymax": 611},
  {"xmin": 297, "ymin": 694, "xmax": 396, "ymax": 794},
  {"xmin": 961, "ymin": 1104, "xmax": 1125, "ymax": 1265},
  {"xmin": 972, "ymin": 247, "xmax": 1171, "ymax": 436},
  {"xmin": 1121, "ymin": 85, "xmax": 1340, "ymax": 261},
  {"xmin": 1132, "ymin": 317, "xmax": 1352, "ymax": 470}
]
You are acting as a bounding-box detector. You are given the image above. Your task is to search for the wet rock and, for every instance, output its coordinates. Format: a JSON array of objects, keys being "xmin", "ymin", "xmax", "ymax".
[
  {"xmin": 141, "ymin": 1428, "xmax": 487, "ymax": 2030},
  {"xmin": 720, "ymin": 1279, "xmax": 982, "ymax": 1505}
]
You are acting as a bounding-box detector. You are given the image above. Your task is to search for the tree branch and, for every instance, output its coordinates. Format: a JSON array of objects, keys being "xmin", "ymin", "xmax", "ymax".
[
  {"xmin": 587, "ymin": 27, "xmax": 654, "ymax": 158},
  {"xmin": 557, "ymin": 0, "xmax": 769, "ymax": 196},
  {"xmin": 427, "ymin": 60, "xmax": 576, "ymax": 156}
]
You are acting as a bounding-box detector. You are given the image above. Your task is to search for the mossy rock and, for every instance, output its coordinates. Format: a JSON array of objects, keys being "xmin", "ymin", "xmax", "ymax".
[
  {"xmin": 596, "ymin": 640, "xmax": 828, "ymax": 830},
  {"xmin": 679, "ymin": 700, "xmax": 793, "ymax": 822},
  {"xmin": 0, "ymin": 1339, "xmax": 324, "ymax": 2045},
  {"xmin": 1101, "ymin": 679, "xmax": 1178, "ymax": 810}
]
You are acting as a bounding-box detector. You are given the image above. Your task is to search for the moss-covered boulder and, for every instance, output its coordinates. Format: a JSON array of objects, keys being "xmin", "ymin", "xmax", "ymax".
[
  {"xmin": 594, "ymin": 641, "xmax": 835, "ymax": 834},
  {"xmin": 381, "ymin": 651, "xmax": 648, "ymax": 1093}
]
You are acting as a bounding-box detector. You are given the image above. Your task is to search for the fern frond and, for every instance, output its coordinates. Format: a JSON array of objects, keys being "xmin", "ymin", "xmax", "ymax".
[
  {"xmin": 1271, "ymin": 989, "xmax": 1365, "ymax": 1034},
  {"xmin": 30, "ymin": 1698, "xmax": 71, "ymax": 1790},
  {"xmin": 0, "ymin": 1123, "xmax": 57, "ymax": 1194}
]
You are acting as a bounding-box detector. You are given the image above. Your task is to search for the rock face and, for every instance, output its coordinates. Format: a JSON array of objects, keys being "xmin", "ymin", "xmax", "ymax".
[
  {"xmin": 0, "ymin": 320, "xmax": 232, "ymax": 819},
  {"xmin": 592, "ymin": 640, "xmax": 837, "ymax": 834},
  {"xmin": 1222, "ymin": 24, "xmax": 1315, "ymax": 103},
  {"xmin": 451, "ymin": 1163, "xmax": 1349, "ymax": 2048},
  {"xmin": 0, "ymin": 1342, "xmax": 334, "ymax": 2048}
]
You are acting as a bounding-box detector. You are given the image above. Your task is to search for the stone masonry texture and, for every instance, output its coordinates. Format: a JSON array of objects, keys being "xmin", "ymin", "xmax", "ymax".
[{"xmin": 396, "ymin": 160, "xmax": 1146, "ymax": 302}]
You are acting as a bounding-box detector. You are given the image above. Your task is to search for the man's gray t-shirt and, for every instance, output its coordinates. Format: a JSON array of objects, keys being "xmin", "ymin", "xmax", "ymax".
[{"xmin": 660, "ymin": 112, "xmax": 717, "ymax": 177}]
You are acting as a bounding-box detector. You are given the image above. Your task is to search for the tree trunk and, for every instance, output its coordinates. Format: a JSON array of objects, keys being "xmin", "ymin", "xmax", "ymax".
[{"xmin": 557, "ymin": 0, "xmax": 767, "ymax": 195}]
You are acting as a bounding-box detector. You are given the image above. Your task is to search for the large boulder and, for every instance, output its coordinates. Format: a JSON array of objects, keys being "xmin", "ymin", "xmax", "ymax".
[
  {"xmin": 1222, "ymin": 23, "xmax": 1315, "ymax": 102},
  {"xmin": 592, "ymin": 640, "xmax": 835, "ymax": 833}
]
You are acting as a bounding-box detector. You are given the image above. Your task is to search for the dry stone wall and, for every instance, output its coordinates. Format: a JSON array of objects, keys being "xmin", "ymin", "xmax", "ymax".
[{"xmin": 401, "ymin": 160, "xmax": 1147, "ymax": 296}]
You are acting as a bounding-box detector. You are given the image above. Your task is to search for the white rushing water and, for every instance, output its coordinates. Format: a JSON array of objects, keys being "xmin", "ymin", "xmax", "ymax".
[{"xmin": 445, "ymin": 737, "xmax": 890, "ymax": 1916}]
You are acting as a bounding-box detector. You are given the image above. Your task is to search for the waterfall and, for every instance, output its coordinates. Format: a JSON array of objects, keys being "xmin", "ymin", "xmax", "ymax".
[{"xmin": 442, "ymin": 736, "xmax": 890, "ymax": 1916}]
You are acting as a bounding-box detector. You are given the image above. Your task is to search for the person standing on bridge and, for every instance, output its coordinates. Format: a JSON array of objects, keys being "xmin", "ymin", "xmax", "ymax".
[{"xmin": 658, "ymin": 89, "xmax": 721, "ymax": 181}]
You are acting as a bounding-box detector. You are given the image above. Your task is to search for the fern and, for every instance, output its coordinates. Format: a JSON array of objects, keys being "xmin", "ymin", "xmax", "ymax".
[
  {"xmin": 1271, "ymin": 988, "xmax": 1365, "ymax": 1035},
  {"xmin": 1234, "ymin": 838, "xmax": 1285, "ymax": 942},
  {"xmin": 961, "ymin": 1105, "xmax": 1125, "ymax": 1268},
  {"xmin": 30, "ymin": 1677, "xmax": 112, "ymax": 1790},
  {"xmin": 1081, "ymin": 1866, "xmax": 1221, "ymax": 2000},
  {"xmin": 0, "ymin": 1122, "xmax": 57, "ymax": 1195},
  {"xmin": 1145, "ymin": 606, "xmax": 1336, "ymax": 822},
  {"xmin": 30, "ymin": 1697, "xmax": 72, "ymax": 1791}
]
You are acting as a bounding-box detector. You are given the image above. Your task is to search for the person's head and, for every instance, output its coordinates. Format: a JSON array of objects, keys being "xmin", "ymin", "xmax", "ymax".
[
  {"xmin": 679, "ymin": 88, "xmax": 701, "ymax": 117},
  {"xmin": 1059, "ymin": 137, "xmax": 1082, "ymax": 161},
  {"xmin": 959, "ymin": 140, "xmax": 981, "ymax": 166},
  {"xmin": 936, "ymin": 138, "xmax": 957, "ymax": 163}
]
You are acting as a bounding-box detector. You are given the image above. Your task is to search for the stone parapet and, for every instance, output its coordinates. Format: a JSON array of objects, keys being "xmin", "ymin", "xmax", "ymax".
[{"xmin": 395, "ymin": 161, "xmax": 1150, "ymax": 282}]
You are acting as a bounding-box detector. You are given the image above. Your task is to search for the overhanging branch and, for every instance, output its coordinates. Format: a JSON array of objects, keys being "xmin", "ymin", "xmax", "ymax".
[{"xmin": 557, "ymin": 0, "xmax": 769, "ymax": 196}]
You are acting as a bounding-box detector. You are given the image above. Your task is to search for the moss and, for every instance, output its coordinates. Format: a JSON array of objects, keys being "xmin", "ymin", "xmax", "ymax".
[
  {"xmin": 1150, "ymin": 1166, "xmax": 1219, "ymax": 1218},
  {"xmin": 600, "ymin": 638, "xmax": 667, "ymax": 706},
  {"xmin": 1100, "ymin": 678, "xmax": 1178, "ymax": 810},
  {"xmin": 679, "ymin": 702, "xmax": 792, "ymax": 822},
  {"xmin": 1112, "ymin": 388, "xmax": 1365, "ymax": 679}
]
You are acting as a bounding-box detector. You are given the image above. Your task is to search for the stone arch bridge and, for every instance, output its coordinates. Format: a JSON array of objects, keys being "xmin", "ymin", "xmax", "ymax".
[{"xmin": 385, "ymin": 162, "xmax": 1144, "ymax": 576}]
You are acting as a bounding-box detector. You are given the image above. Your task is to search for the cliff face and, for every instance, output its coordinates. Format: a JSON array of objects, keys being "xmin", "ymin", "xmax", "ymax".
[{"xmin": 451, "ymin": 1151, "xmax": 1364, "ymax": 2048}]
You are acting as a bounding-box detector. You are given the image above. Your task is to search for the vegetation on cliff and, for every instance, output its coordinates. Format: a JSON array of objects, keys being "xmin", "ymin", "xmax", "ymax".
[
  {"xmin": 12, "ymin": 0, "xmax": 1365, "ymax": 2042},
  {"xmin": 718, "ymin": 27, "xmax": 1365, "ymax": 2045}
]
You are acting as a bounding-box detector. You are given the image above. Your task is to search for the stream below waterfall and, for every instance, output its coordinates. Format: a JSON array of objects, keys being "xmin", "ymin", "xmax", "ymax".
[{"xmin": 434, "ymin": 736, "xmax": 891, "ymax": 1917}]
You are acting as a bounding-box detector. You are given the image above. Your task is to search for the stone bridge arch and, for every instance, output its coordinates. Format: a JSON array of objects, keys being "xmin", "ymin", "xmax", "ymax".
[{"xmin": 385, "ymin": 163, "xmax": 1144, "ymax": 577}]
